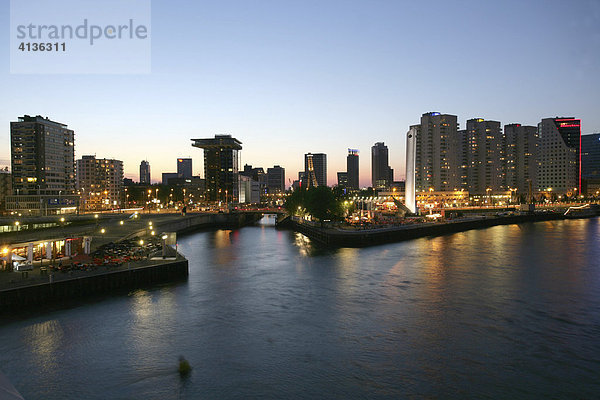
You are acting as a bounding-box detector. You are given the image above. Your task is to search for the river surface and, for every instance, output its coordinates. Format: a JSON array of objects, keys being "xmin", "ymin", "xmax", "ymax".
[{"xmin": 1, "ymin": 216, "xmax": 599, "ymax": 399}]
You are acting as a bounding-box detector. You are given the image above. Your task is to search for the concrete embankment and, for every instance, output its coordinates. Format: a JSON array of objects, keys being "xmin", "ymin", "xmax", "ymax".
[
  {"xmin": 290, "ymin": 213, "xmax": 598, "ymax": 247},
  {"xmin": 0, "ymin": 211, "xmax": 262, "ymax": 251},
  {"xmin": 124, "ymin": 212, "xmax": 262, "ymax": 240},
  {"xmin": 0, "ymin": 259, "xmax": 188, "ymax": 309},
  {"xmin": 167, "ymin": 212, "xmax": 262, "ymax": 234}
]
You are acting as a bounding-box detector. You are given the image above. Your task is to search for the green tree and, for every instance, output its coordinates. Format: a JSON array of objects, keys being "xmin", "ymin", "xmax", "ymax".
[
  {"xmin": 284, "ymin": 186, "xmax": 343, "ymax": 221},
  {"xmin": 305, "ymin": 186, "xmax": 342, "ymax": 221},
  {"xmin": 284, "ymin": 187, "xmax": 307, "ymax": 215}
]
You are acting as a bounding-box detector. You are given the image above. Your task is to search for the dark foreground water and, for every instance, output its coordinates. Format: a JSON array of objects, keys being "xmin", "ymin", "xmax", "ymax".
[{"xmin": 1, "ymin": 216, "xmax": 600, "ymax": 399}]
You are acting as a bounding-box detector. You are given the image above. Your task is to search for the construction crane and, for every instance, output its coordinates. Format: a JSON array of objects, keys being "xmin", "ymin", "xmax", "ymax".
[{"xmin": 305, "ymin": 154, "xmax": 319, "ymax": 188}]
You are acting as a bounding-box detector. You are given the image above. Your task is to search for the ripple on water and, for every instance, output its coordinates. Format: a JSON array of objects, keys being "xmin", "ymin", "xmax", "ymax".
[{"xmin": 0, "ymin": 218, "xmax": 599, "ymax": 399}]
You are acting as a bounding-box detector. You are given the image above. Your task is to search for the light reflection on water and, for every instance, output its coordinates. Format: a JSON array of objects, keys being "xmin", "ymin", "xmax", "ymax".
[
  {"xmin": 0, "ymin": 217, "xmax": 599, "ymax": 399},
  {"xmin": 24, "ymin": 320, "xmax": 64, "ymax": 378}
]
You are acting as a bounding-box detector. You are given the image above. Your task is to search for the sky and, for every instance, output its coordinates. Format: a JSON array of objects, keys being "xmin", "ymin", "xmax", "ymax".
[{"xmin": 1, "ymin": 0, "xmax": 599, "ymax": 187}]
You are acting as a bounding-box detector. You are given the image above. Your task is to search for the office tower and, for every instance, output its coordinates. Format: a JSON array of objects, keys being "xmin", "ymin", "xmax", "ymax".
[
  {"xmin": 177, "ymin": 158, "xmax": 193, "ymax": 179},
  {"xmin": 504, "ymin": 124, "xmax": 538, "ymax": 194},
  {"xmin": 252, "ymin": 167, "xmax": 267, "ymax": 194},
  {"xmin": 405, "ymin": 125, "xmax": 418, "ymax": 213},
  {"xmin": 239, "ymin": 174, "xmax": 260, "ymax": 203},
  {"xmin": 413, "ymin": 112, "xmax": 461, "ymax": 192},
  {"xmin": 337, "ymin": 172, "xmax": 348, "ymax": 187},
  {"xmin": 242, "ymin": 164, "xmax": 253, "ymax": 175},
  {"xmin": 10, "ymin": 115, "xmax": 75, "ymax": 195},
  {"xmin": 464, "ymin": 118, "xmax": 505, "ymax": 195},
  {"xmin": 76, "ymin": 156, "xmax": 124, "ymax": 210},
  {"xmin": 241, "ymin": 164, "xmax": 268, "ymax": 194},
  {"xmin": 304, "ymin": 153, "xmax": 327, "ymax": 187},
  {"xmin": 140, "ymin": 160, "xmax": 151, "ymax": 184},
  {"xmin": 371, "ymin": 142, "xmax": 392, "ymax": 188},
  {"xmin": 298, "ymin": 171, "xmax": 306, "ymax": 185},
  {"xmin": 162, "ymin": 172, "xmax": 178, "ymax": 185},
  {"xmin": 537, "ymin": 117, "xmax": 581, "ymax": 194},
  {"xmin": 192, "ymin": 134, "xmax": 242, "ymax": 202},
  {"xmin": 346, "ymin": 149, "xmax": 359, "ymax": 190},
  {"xmin": 267, "ymin": 165, "xmax": 285, "ymax": 193},
  {"xmin": 582, "ymin": 133, "xmax": 600, "ymax": 178}
]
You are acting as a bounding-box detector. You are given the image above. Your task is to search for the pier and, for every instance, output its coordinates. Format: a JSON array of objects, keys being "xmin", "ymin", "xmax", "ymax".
[{"xmin": 0, "ymin": 211, "xmax": 261, "ymax": 311}]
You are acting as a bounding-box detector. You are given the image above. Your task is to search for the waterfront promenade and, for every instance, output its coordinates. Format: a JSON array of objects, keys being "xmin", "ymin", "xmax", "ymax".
[
  {"xmin": 1, "ymin": 212, "xmax": 190, "ymax": 251},
  {"xmin": 289, "ymin": 208, "xmax": 600, "ymax": 247},
  {"xmin": 0, "ymin": 211, "xmax": 260, "ymax": 307}
]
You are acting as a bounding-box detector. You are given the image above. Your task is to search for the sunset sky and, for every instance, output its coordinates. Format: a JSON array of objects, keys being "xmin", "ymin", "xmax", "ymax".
[{"xmin": 1, "ymin": 0, "xmax": 599, "ymax": 187}]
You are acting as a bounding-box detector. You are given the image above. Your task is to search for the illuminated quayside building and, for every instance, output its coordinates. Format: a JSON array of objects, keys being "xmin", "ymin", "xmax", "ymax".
[
  {"xmin": 537, "ymin": 117, "xmax": 581, "ymax": 195},
  {"xmin": 405, "ymin": 112, "xmax": 583, "ymax": 213}
]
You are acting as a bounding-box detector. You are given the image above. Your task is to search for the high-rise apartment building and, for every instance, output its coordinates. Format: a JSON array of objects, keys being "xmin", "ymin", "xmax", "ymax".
[
  {"xmin": 10, "ymin": 115, "xmax": 75, "ymax": 195},
  {"xmin": 267, "ymin": 165, "xmax": 285, "ymax": 193},
  {"xmin": 192, "ymin": 134, "xmax": 242, "ymax": 202},
  {"xmin": 76, "ymin": 155, "xmax": 124, "ymax": 210},
  {"xmin": 582, "ymin": 133, "xmax": 600, "ymax": 196},
  {"xmin": 371, "ymin": 142, "xmax": 393, "ymax": 188},
  {"xmin": 0, "ymin": 169, "xmax": 12, "ymax": 212},
  {"xmin": 177, "ymin": 158, "xmax": 193, "ymax": 179},
  {"xmin": 504, "ymin": 124, "xmax": 538, "ymax": 194},
  {"xmin": 346, "ymin": 149, "xmax": 359, "ymax": 190},
  {"xmin": 139, "ymin": 160, "xmax": 151, "ymax": 184},
  {"xmin": 582, "ymin": 133, "xmax": 600, "ymax": 179},
  {"xmin": 464, "ymin": 118, "xmax": 505, "ymax": 195},
  {"xmin": 304, "ymin": 153, "xmax": 327, "ymax": 187},
  {"xmin": 414, "ymin": 112, "xmax": 461, "ymax": 192},
  {"xmin": 537, "ymin": 117, "xmax": 581, "ymax": 194}
]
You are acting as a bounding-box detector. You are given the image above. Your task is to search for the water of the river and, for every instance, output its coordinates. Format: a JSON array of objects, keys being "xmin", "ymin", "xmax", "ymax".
[{"xmin": 1, "ymin": 216, "xmax": 599, "ymax": 399}]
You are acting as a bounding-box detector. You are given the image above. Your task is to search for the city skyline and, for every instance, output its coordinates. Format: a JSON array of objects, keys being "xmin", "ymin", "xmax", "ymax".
[
  {"xmin": 4, "ymin": 113, "xmax": 600, "ymax": 190},
  {"xmin": 1, "ymin": 1, "xmax": 599, "ymax": 187}
]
